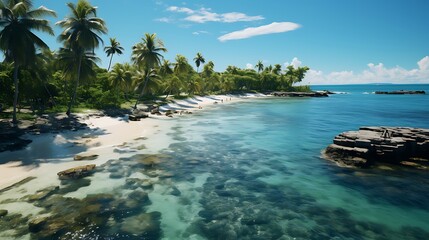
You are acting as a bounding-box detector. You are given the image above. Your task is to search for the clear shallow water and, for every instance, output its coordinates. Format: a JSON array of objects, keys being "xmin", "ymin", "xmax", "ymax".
[{"xmin": 1, "ymin": 84, "xmax": 429, "ymax": 239}]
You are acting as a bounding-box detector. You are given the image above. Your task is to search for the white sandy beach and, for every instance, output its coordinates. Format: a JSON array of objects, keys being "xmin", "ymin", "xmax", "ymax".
[{"xmin": 0, "ymin": 93, "xmax": 267, "ymax": 190}]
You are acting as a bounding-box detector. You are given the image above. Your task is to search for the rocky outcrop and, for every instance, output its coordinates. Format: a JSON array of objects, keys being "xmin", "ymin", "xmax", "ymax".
[
  {"xmin": 375, "ymin": 90, "xmax": 425, "ymax": 95},
  {"xmin": 323, "ymin": 127, "xmax": 429, "ymax": 169},
  {"xmin": 271, "ymin": 91, "xmax": 328, "ymax": 97},
  {"xmin": 57, "ymin": 164, "xmax": 96, "ymax": 179},
  {"xmin": 129, "ymin": 109, "xmax": 149, "ymax": 121}
]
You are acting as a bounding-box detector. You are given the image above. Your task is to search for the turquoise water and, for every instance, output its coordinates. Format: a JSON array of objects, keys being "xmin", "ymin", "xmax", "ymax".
[
  {"xmin": 1, "ymin": 84, "xmax": 429, "ymax": 239},
  {"xmin": 164, "ymin": 84, "xmax": 429, "ymax": 239}
]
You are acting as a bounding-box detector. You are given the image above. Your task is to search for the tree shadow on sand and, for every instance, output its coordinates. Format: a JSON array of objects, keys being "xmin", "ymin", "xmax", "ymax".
[{"xmin": 0, "ymin": 114, "xmax": 109, "ymax": 168}]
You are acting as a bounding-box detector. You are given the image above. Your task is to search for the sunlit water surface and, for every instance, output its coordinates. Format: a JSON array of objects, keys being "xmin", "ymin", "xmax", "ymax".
[{"xmin": 0, "ymin": 84, "xmax": 428, "ymax": 240}]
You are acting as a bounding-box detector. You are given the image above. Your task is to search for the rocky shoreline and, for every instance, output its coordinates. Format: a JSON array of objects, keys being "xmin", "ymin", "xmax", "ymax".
[
  {"xmin": 270, "ymin": 91, "xmax": 329, "ymax": 97},
  {"xmin": 375, "ymin": 90, "xmax": 426, "ymax": 95},
  {"xmin": 323, "ymin": 127, "xmax": 429, "ymax": 169}
]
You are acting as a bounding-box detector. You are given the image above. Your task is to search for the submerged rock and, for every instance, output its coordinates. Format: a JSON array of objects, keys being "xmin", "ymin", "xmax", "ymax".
[
  {"xmin": 120, "ymin": 212, "xmax": 161, "ymax": 237},
  {"xmin": 28, "ymin": 217, "xmax": 48, "ymax": 233},
  {"xmin": 27, "ymin": 186, "xmax": 59, "ymax": 202},
  {"xmin": 125, "ymin": 178, "xmax": 154, "ymax": 190},
  {"xmin": 0, "ymin": 209, "xmax": 7, "ymax": 217},
  {"xmin": 323, "ymin": 127, "xmax": 429, "ymax": 168},
  {"xmin": 57, "ymin": 164, "xmax": 96, "ymax": 179},
  {"xmin": 73, "ymin": 154, "xmax": 99, "ymax": 161}
]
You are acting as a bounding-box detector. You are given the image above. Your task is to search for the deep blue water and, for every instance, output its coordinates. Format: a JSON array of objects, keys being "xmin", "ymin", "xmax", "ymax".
[{"xmin": 2, "ymin": 84, "xmax": 428, "ymax": 239}]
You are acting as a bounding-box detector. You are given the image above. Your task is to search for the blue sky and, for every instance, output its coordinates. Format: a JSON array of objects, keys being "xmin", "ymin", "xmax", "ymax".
[{"xmin": 33, "ymin": 0, "xmax": 429, "ymax": 84}]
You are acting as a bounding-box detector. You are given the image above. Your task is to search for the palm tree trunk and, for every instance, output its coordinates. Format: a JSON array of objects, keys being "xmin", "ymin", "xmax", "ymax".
[
  {"xmin": 12, "ymin": 64, "xmax": 19, "ymax": 125},
  {"xmin": 42, "ymin": 80, "xmax": 56, "ymax": 107},
  {"xmin": 134, "ymin": 74, "xmax": 149, "ymax": 109},
  {"xmin": 107, "ymin": 54, "xmax": 114, "ymax": 72},
  {"xmin": 67, "ymin": 55, "xmax": 82, "ymax": 116},
  {"xmin": 164, "ymin": 89, "xmax": 172, "ymax": 100}
]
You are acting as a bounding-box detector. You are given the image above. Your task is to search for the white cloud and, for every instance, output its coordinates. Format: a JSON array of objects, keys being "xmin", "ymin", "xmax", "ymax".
[
  {"xmin": 192, "ymin": 30, "xmax": 209, "ymax": 35},
  {"xmin": 218, "ymin": 22, "xmax": 300, "ymax": 42},
  {"xmin": 300, "ymin": 56, "xmax": 429, "ymax": 85},
  {"xmin": 220, "ymin": 12, "xmax": 264, "ymax": 23},
  {"xmin": 418, "ymin": 56, "xmax": 429, "ymax": 71},
  {"xmin": 167, "ymin": 6, "xmax": 195, "ymax": 14},
  {"xmin": 167, "ymin": 6, "xmax": 263, "ymax": 23},
  {"xmin": 155, "ymin": 17, "xmax": 172, "ymax": 23},
  {"xmin": 284, "ymin": 57, "xmax": 302, "ymax": 68},
  {"xmin": 246, "ymin": 63, "xmax": 253, "ymax": 69}
]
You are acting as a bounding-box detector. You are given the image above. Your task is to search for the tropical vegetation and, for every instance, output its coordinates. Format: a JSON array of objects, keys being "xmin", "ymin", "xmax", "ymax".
[{"xmin": 0, "ymin": 0, "xmax": 311, "ymax": 124}]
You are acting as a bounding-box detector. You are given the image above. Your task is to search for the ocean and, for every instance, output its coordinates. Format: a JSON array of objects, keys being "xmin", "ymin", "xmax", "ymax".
[{"xmin": 1, "ymin": 84, "xmax": 428, "ymax": 239}]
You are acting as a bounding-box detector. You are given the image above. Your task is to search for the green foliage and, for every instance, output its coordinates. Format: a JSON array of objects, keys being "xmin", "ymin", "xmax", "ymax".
[
  {"xmin": 291, "ymin": 85, "xmax": 311, "ymax": 92},
  {"xmin": 0, "ymin": 2, "xmax": 313, "ymax": 123},
  {"xmin": 0, "ymin": 63, "xmax": 13, "ymax": 109},
  {"xmin": 0, "ymin": 0, "xmax": 56, "ymax": 123}
]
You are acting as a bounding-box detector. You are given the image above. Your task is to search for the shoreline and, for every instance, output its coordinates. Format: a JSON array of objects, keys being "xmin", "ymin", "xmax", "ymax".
[{"xmin": 0, "ymin": 93, "xmax": 267, "ymax": 190}]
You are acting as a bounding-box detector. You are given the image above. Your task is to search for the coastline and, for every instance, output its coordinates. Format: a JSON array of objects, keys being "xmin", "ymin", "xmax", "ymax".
[
  {"xmin": 0, "ymin": 87, "xmax": 428, "ymax": 239},
  {"xmin": 0, "ymin": 93, "xmax": 267, "ymax": 190}
]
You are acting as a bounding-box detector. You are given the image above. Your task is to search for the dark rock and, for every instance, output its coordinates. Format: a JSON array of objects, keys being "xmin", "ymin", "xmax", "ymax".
[
  {"xmin": 57, "ymin": 164, "xmax": 96, "ymax": 179},
  {"xmin": 271, "ymin": 91, "xmax": 329, "ymax": 97},
  {"xmin": 128, "ymin": 190, "xmax": 149, "ymax": 203},
  {"xmin": 28, "ymin": 217, "xmax": 48, "ymax": 233},
  {"xmin": 165, "ymin": 110, "xmax": 174, "ymax": 117},
  {"xmin": 128, "ymin": 115, "xmax": 140, "ymax": 121},
  {"xmin": 323, "ymin": 127, "xmax": 429, "ymax": 169},
  {"xmin": 73, "ymin": 154, "xmax": 98, "ymax": 161},
  {"xmin": 135, "ymin": 154, "xmax": 162, "ymax": 167},
  {"xmin": 0, "ymin": 209, "xmax": 7, "ymax": 217},
  {"xmin": 120, "ymin": 212, "xmax": 161, "ymax": 237},
  {"xmin": 170, "ymin": 186, "xmax": 181, "ymax": 196},
  {"xmin": 321, "ymin": 90, "xmax": 335, "ymax": 94},
  {"xmin": 130, "ymin": 109, "xmax": 149, "ymax": 121},
  {"xmin": 375, "ymin": 90, "xmax": 425, "ymax": 95},
  {"xmin": 27, "ymin": 186, "xmax": 59, "ymax": 202}
]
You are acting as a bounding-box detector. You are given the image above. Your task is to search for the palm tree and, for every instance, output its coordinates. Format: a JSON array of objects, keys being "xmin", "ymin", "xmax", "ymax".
[
  {"xmin": 187, "ymin": 75, "xmax": 201, "ymax": 96},
  {"xmin": 201, "ymin": 61, "xmax": 214, "ymax": 77},
  {"xmin": 56, "ymin": 47, "xmax": 99, "ymax": 90},
  {"xmin": 104, "ymin": 37, "xmax": 123, "ymax": 71},
  {"xmin": 133, "ymin": 68, "xmax": 159, "ymax": 97},
  {"xmin": 193, "ymin": 52, "xmax": 205, "ymax": 73},
  {"xmin": 295, "ymin": 66, "xmax": 310, "ymax": 84},
  {"xmin": 56, "ymin": 0, "xmax": 107, "ymax": 116},
  {"xmin": 273, "ymin": 64, "xmax": 282, "ymax": 75},
  {"xmin": 174, "ymin": 54, "xmax": 189, "ymax": 75},
  {"xmin": 255, "ymin": 60, "xmax": 264, "ymax": 73},
  {"xmin": 159, "ymin": 60, "xmax": 173, "ymax": 77},
  {"xmin": 29, "ymin": 49, "xmax": 57, "ymax": 108},
  {"xmin": 132, "ymin": 33, "xmax": 166, "ymax": 70},
  {"xmin": 0, "ymin": 0, "xmax": 56, "ymax": 124},
  {"xmin": 163, "ymin": 75, "xmax": 182, "ymax": 99},
  {"xmin": 131, "ymin": 33, "xmax": 166, "ymax": 108},
  {"xmin": 109, "ymin": 63, "xmax": 130, "ymax": 94}
]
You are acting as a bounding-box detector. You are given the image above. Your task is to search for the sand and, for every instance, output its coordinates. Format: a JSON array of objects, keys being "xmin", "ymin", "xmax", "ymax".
[{"xmin": 0, "ymin": 93, "xmax": 267, "ymax": 190}]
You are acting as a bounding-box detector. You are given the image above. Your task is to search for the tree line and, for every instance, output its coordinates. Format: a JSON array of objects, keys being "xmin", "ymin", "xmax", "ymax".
[{"xmin": 0, "ymin": 0, "xmax": 310, "ymax": 124}]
